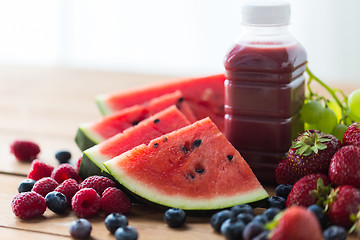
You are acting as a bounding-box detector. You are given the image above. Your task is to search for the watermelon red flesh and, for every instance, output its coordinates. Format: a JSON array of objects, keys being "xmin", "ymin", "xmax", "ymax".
[
  {"xmin": 92, "ymin": 90, "xmax": 195, "ymax": 140},
  {"xmin": 104, "ymin": 117, "xmax": 268, "ymax": 210},
  {"xmin": 75, "ymin": 91, "xmax": 196, "ymax": 151},
  {"xmin": 91, "ymin": 105, "xmax": 146, "ymax": 141},
  {"xmin": 96, "ymin": 74, "xmax": 225, "ymax": 131},
  {"xmin": 81, "ymin": 105, "xmax": 190, "ymax": 175}
]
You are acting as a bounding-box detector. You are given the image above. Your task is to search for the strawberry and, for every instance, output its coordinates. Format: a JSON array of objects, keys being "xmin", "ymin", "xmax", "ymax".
[
  {"xmin": 328, "ymin": 185, "xmax": 360, "ymax": 229},
  {"xmin": 269, "ymin": 206, "xmax": 323, "ymax": 240},
  {"xmin": 343, "ymin": 122, "xmax": 360, "ymax": 147},
  {"xmin": 329, "ymin": 145, "xmax": 360, "ymax": 187},
  {"xmin": 286, "ymin": 173, "xmax": 331, "ymax": 208},
  {"xmin": 275, "ymin": 130, "xmax": 341, "ymax": 184}
]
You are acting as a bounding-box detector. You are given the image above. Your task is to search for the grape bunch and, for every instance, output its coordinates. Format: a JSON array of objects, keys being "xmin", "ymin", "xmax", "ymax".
[{"xmin": 300, "ymin": 67, "xmax": 360, "ymax": 140}]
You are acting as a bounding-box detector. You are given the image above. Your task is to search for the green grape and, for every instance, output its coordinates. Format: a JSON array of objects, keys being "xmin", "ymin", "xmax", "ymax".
[
  {"xmin": 347, "ymin": 109, "xmax": 360, "ymax": 123},
  {"xmin": 348, "ymin": 89, "xmax": 360, "ymax": 119},
  {"xmin": 304, "ymin": 122, "xmax": 318, "ymax": 131},
  {"xmin": 332, "ymin": 123, "xmax": 348, "ymax": 141},
  {"xmin": 316, "ymin": 107, "xmax": 338, "ymax": 133},
  {"xmin": 327, "ymin": 99, "xmax": 342, "ymax": 121},
  {"xmin": 300, "ymin": 100, "xmax": 324, "ymax": 124}
]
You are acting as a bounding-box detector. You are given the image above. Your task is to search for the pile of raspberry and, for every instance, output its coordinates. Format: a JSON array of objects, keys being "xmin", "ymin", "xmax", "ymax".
[{"xmin": 11, "ymin": 157, "xmax": 132, "ymax": 220}]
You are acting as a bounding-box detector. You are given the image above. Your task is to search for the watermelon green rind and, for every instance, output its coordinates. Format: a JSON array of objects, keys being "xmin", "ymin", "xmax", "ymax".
[
  {"xmin": 78, "ymin": 150, "xmax": 114, "ymax": 180},
  {"xmin": 96, "ymin": 94, "xmax": 113, "ymax": 116},
  {"xmin": 82, "ymin": 145, "xmax": 111, "ymax": 174},
  {"xmin": 75, "ymin": 123, "xmax": 105, "ymax": 151},
  {"xmin": 105, "ymin": 156, "xmax": 268, "ymax": 210}
]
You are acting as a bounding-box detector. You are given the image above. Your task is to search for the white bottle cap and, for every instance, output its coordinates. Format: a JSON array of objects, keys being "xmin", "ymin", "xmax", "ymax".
[{"xmin": 242, "ymin": 0, "xmax": 290, "ymax": 25}]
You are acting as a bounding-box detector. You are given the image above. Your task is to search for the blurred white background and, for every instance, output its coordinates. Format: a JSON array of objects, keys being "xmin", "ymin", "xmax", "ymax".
[{"xmin": 0, "ymin": 0, "xmax": 359, "ymax": 83}]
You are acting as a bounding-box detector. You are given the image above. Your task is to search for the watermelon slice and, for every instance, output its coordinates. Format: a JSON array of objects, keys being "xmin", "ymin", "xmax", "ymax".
[
  {"xmin": 96, "ymin": 74, "xmax": 225, "ymax": 131},
  {"xmin": 75, "ymin": 90, "xmax": 196, "ymax": 151},
  {"xmin": 79, "ymin": 105, "xmax": 190, "ymax": 179},
  {"xmin": 104, "ymin": 117, "xmax": 268, "ymax": 210}
]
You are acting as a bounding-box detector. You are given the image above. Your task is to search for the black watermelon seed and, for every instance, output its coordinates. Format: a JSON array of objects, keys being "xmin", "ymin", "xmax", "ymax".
[
  {"xmin": 176, "ymin": 105, "xmax": 181, "ymax": 110},
  {"xmin": 153, "ymin": 143, "xmax": 159, "ymax": 148},
  {"xmin": 188, "ymin": 174, "xmax": 195, "ymax": 179},
  {"xmin": 132, "ymin": 120, "xmax": 140, "ymax": 126},
  {"xmin": 177, "ymin": 97, "xmax": 184, "ymax": 103},
  {"xmin": 154, "ymin": 119, "xmax": 160, "ymax": 124},
  {"xmin": 227, "ymin": 155, "xmax": 233, "ymax": 161},
  {"xmin": 195, "ymin": 169, "xmax": 204, "ymax": 174},
  {"xmin": 193, "ymin": 139, "xmax": 202, "ymax": 148},
  {"xmin": 181, "ymin": 145, "xmax": 188, "ymax": 153},
  {"xmin": 163, "ymin": 137, "xmax": 168, "ymax": 142}
]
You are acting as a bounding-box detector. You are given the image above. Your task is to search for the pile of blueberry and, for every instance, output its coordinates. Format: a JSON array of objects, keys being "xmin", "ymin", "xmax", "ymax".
[
  {"xmin": 68, "ymin": 208, "xmax": 187, "ymax": 239},
  {"xmin": 211, "ymin": 204, "xmax": 276, "ymax": 240},
  {"xmin": 69, "ymin": 213, "xmax": 138, "ymax": 240},
  {"xmin": 208, "ymin": 183, "xmax": 348, "ymax": 240}
]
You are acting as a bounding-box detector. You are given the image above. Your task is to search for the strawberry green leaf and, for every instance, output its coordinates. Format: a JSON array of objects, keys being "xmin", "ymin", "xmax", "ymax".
[
  {"xmin": 296, "ymin": 145, "xmax": 311, "ymax": 156},
  {"xmin": 319, "ymin": 138, "xmax": 332, "ymax": 143},
  {"xmin": 315, "ymin": 143, "xmax": 327, "ymax": 150},
  {"xmin": 311, "ymin": 146, "xmax": 319, "ymax": 154}
]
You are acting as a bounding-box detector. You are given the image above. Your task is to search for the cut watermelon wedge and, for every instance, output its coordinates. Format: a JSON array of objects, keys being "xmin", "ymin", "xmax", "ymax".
[
  {"xmin": 79, "ymin": 105, "xmax": 190, "ymax": 179},
  {"xmin": 75, "ymin": 90, "xmax": 195, "ymax": 151},
  {"xmin": 104, "ymin": 117, "xmax": 268, "ymax": 210},
  {"xmin": 96, "ymin": 74, "xmax": 225, "ymax": 131}
]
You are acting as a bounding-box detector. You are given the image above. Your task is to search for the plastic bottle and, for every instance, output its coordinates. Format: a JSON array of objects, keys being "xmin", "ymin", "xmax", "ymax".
[{"xmin": 224, "ymin": 0, "xmax": 307, "ymax": 184}]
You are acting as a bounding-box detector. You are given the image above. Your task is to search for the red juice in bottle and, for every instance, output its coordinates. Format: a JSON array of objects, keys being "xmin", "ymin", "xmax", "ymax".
[{"xmin": 224, "ymin": 1, "xmax": 307, "ymax": 184}]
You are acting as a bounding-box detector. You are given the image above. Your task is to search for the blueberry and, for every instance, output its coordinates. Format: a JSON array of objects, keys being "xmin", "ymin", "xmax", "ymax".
[
  {"xmin": 263, "ymin": 207, "xmax": 281, "ymax": 221},
  {"xmin": 105, "ymin": 213, "xmax": 128, "ymax": 234},
  {"xmin": 275, "ymin": 184, "xmax": 293, "ymax": 199},
  {"xmin": 55, "ymin": 150, "xmax": 71, "ymax": 164},
  {"xmin": 18, "ymin": 178, "xmax": 36, "ymax": 193},
  {"xmin": 323, "ymin": 225, "xmax": 347, "ymax": 240},
  {"xmin": 210, "ymin": 210, "xmax": 231, "ymax": 232},
  {"xmin": 242, "ymin": 221, "xmax": 265, "ymax": 240},
  {"xmin": 267, "ymin": 196, "xmax": 286, "ymax": 209},
  {"xmin": 115, "ymin": 226, "xmax": 138, "ymax": 240},
  {"xmin": 45, "ymin": 191, "xmax": 68, "ymax": 214},
  {"xmin": 164, "ymin": 208, "xmax": 186, "ymax": 228},
  {"xmin": 251, "ymin": 215, "xmax": 269, "ymax": 225},
  {"xmin": 230, "ymin": 204, "xmax": 254, "ymax": 218},
  {"xmin": 220, "ymin": 219, "xmax": 245, "ymax": 240},
  {"xmin": 308, "ymin": 204, "xmax": 328, "ymax": 229},
  {"xmin": 69, "ymin": 218, "xmax": 92, "ymax": 239},
  {"xmin": 236, "ymin": 213, "xmax": 253, "ymax": 224}
]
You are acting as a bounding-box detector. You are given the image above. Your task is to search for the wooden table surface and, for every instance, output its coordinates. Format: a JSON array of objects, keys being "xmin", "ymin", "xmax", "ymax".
[{"xmin": 0, "ymin": 65, "xmax": 358, "ymax": 239}]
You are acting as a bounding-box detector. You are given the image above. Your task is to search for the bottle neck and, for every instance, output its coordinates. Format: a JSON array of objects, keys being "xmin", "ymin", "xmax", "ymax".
[
  {"xmin": 238, "ymin": 24, "xmax": 296, "ymax": 46},
  {"xmin": 242, "ymin": 24, "xmax": 289, "ymax": 36}
]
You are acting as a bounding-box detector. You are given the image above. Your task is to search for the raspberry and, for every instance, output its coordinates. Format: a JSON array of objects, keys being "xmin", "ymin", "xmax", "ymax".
[
  {"xmin": 72, "ymin": 188, "xmax": 101, "ymax": 218},
  {"xmin": 101, "ymin": 187, "xmax": 132, "ymax": 214},
  {"xmin": 80, "ymin": 176, "xmax": 116, "ymax": 196},
  {"xmin": 51, "ymin": 163, "xmax": 81, "ymax": 184},
  {"xmin": 32, "ymin": 177, "xmax": 59, "ymax": 197},
  {"xmin": 10, "ymin": 140, "xmax": 40, "ymax": 162},
  {"xmin": 11, "ymin": 192, "xmax": 46, "ymax": 219},
  {"xmin": 27, "ymin": 159, "xmax": 54, "ymax": 181},
  {"xmin": 54, "ymin": 178, "xmax": 80, "ymax": 204}
]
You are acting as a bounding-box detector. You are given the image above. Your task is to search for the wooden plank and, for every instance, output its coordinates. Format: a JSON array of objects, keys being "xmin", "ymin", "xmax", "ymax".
[
  {"xmin": 0, "ymin": 130, "xmax": 81, "ymax": 176},
  {"xmin": 0, "ymin": 227, "xmax": 68, "ymax": 240},
  {"xmin": 0, "ymin": 65, "xmax": 175, "ymax": 136}
]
